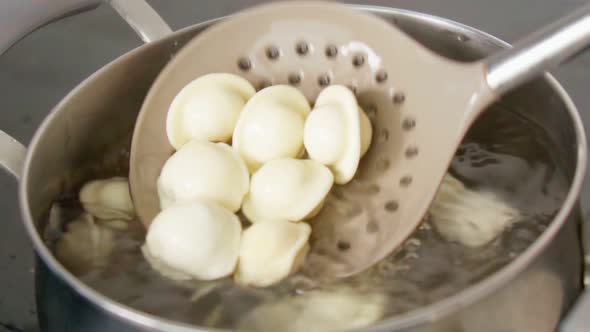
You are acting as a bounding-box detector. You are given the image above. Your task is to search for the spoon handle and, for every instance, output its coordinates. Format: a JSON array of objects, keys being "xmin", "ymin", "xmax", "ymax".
[{"xmin": 484, "ymin": 3, "xmax": 590, "ymax": 96}]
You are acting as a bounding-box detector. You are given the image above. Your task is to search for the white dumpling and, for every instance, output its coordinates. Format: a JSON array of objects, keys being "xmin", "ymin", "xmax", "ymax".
[
  {"xmin": 304, "ymin": 85, "xmax": 370, "ymax": 184},
  {"xmin": 242, "ymin": 158, "xmax": 333, "ymax": 223},
  {"xmin": 235, "ymin": 220, "xmax": 311, "ymax": 287},
  {"xmin": 55, "ymin": 213, "xmax": 115, "ymax": 275},
  {"xmin": 166, "ymin": 73, "xmax": 255, "ymax": 149},
  {"xmin": 157, "ymin": 140, "xmax": 249, "ymax": 212},
  {"xmin": 429, "ymin": 173, "xmax": 521, "ymax": 247},
  {"xmin": 79, "ymin": 177, "xmax": 135, "ymax": 221},
  {"xmin": 238, "ymin": 287, "xmax": 386, "ymax": 332},
  {"xmin": 233, "ymin": 85, "xmax": 311, "ymax": 172},
  {"xmin": 142, "ymin": 200, "xmax": 241, "ymax": 281}
]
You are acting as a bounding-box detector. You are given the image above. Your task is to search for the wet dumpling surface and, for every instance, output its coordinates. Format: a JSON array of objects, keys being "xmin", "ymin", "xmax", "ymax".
[
  {"xmin": 238, "ymin": 286, "xmax": 386, "ymax": 332},
  {"xmin": 429, "ymin": 173, "xmax": 521, "ymax": 247},
  {"xmin": 143, "ymin": 200, "xmax": 242, "ymax": 281},
  {"xmin": 233, "ymin": 85, "xmax": 311, "ymax": 172},
  {"xmin": 235, "ymin": 219, "xmax": 311, "ymax": 287},
  {"xmin": 242, "ymin": 158, "xmax": 333, "ymax": 223},
  {"xmin": 55, "ymin": 213, "xmax": 115, "ymax": 275},
  {"xmin": 304, "ymin": 85, "xmax": 372, "ymax": 184},
  {"xmin": 157, "ymin": 140, "xmax": 249, "ymax": 212},
  {"xmin": 166, "ymin": 73, "xmax": 255, "ymax": 148},
  {"xmin": 79, "ymin": 177, "xmax": 135, "ymax": 221}
]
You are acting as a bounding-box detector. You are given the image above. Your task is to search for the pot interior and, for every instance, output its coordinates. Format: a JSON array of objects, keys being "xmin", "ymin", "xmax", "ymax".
[{"xmin": 24, "ymin": 6, "xmax": 580, "ymax": 331}]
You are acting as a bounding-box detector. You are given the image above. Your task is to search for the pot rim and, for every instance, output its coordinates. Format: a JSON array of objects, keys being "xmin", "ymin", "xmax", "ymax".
[{"xmin": 18, "ymin": 5, "xmax": 588, "ymax": 332}]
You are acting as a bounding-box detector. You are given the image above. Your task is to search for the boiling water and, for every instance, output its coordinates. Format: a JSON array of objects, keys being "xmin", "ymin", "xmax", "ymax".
[{"xmin": 44, "ymin": 104, "xmax": 568, "ymax": 329}]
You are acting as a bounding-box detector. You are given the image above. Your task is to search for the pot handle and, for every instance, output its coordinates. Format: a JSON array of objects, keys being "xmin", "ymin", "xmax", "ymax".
[
  {"xmin": 0, "ymin": 0, "xmax": 173, "ymax": 54},
  {"xmin": 0, "ymin": 131, "xmax": 26, "ymax": 180},
  {"xmin": 0, "ymin": 0, "xmax": 173, "ymax": 180},
  {"xmin": 484, "ymin": 2, "xmax": 590, "ymax": 96},
  {"xmin": 561, "ymin": 209, "xmax": 590, "ymax": 332},
  {"xmin": 562, "ymin": 292, "xmax": 590, "ymax": 332}
]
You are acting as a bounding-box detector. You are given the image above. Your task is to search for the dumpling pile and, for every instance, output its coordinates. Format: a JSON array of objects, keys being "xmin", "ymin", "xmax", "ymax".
[{"xmin": 142, "ymin": 73, "xmax": 374, "ymax": 286}]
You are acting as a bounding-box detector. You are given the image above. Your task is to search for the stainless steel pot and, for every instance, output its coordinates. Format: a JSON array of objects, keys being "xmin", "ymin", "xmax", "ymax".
[{"xmin": 0, "ymin": 1, "xmax": 588, "ymax": 331}]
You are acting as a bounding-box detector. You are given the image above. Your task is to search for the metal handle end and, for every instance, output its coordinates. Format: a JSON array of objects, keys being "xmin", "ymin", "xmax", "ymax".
[{"xmin": 0, "ymin": 130, "xmax": 27, "ymax": 179}]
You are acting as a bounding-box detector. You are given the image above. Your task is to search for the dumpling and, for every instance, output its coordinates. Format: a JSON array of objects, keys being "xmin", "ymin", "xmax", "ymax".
[
  {"xmin": 233, "ymin": 85, "xmax": 311, "ymax": 172},
  {"xmin": 304, "ymin": 85, "xmax": 371, "ymax": 184},
  {"xmin": 79, "ymin": 177, "xmax": 135, "ymax": 221},
  {"xmin": 242, "ymin": 158, "xmax": 333, "ymax": 223},
  {"xmin": 238, "ymin": 286, "xmax": 386, "ymax": 332},
  {"xmin": 55, "ymin": 213, "xmax": 115, "ymax": 275},
  {"xmin": 166, "ymin": 73, "xmax": 255, "ymax": 149},
  {"xmin": 429, "ymin": 173, "xmax": 521, "ymax": 247},
  {"xmin": 142, "ymin": 200, "xmax": 242, "ymax": 281},
  {"xmin": 157, "ymin": 140, "xmax": 249, "ymax": 212},
  {"xmin": 235, "ymin": 220, "xmax": 311, "ymax": 287}
]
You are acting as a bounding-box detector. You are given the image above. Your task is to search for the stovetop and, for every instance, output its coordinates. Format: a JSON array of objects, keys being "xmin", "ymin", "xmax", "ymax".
[{"xmin": 1, "ymin": 0, "xmax": 589, "ymax": 331}]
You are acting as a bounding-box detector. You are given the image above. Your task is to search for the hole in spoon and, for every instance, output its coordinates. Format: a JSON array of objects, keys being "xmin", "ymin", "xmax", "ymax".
[
  {"xmin": 376, "ymin": 158, "xmax": 391, "ymax": 172},
  {"xmin": 265, "ymin": 46, "xmax": 280, "ymax": 60},
  {"xmin": 402, "ymin": 118, "xmax": 416, "ymax": 130},
  {"xmin": 405, "ymin": 146, "xmax": 419, "ymax": 158},
  {"xmin": 318, "ymin": 74, "xmax": 331, "ymax": 87},
  {"xmin": 379, "ymin": 128, "xmax": 389, "ymax": 142},
  {"xmin": 331, "ymin": 187, "xmax": 346, "ymax": 201},
  {"xmin": 325, "ymin": 45, "xmax": 338, "ymax": 58},
  {"xmin": 296, "ymin": 42, "xmax": 309, "ymax": 55},
  {"xmin": 366, "ymin": 220, "xmax": 379, "ymax": 233},
  {"xmin": 366, "ymin": 184, "xmax": 380, "ymax": 195},
  {"xmin": 257, "ymin": 80, "xmax": 271, "ymax": 91},
  {"xmin": 375, "ymin": 70, "xmax": 388, "ymax": 83},
  {"xmin": 364, "ymin": 104, "xmax": 377, "ymax": 117},
  {"xmin": 288, "ymin": 73, "xmax": 302, "ymax": 85},
  {"xmin": 393, "ymin": 92, "xmax": 406, "ymax": 104},
  {"xmin": 237, "ymin": 57, "xmax": 251, "ymax": 71},
  {"xmin": 337, "ymin": 241, "xmax": 351, "ymax": 251},
  {"xmin": 385, "ymin": 200, "xmax": 399, "ymax": 212},
  {"xmin": 352, "ymin": 54, "xmax": 365, "ymax": 67},
  {"xmin": 400, "ymin": 175, "xmax": 413, "ymax": 187}
]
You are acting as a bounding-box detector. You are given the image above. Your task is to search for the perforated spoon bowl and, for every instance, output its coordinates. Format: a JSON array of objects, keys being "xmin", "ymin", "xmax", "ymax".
[{"xmin": 129, "ymin": 1, "xmax": 590, "ymax": 278}]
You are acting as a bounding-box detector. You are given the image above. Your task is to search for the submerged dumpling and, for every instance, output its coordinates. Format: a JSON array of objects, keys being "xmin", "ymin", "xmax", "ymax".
[
  {"xmin": 429, "ymin": 173, "xmax": 521, "ymax": 247},
  {"xmin": 142, "ymin": 200, "xmax": 241, "ymax": 281},
  {"xmin": 233, "ymin": 85, "xmax": 311, "ymax": 172},
  {"xmin": 242, "ymin": 158, "xmax": 333, "ymax": 223},
  {"xmin": 235, "ymin": 220, "xmax": 311, "ymax": 287},
  {"xmin": 157, "ymin": 140, "xmax": 249, "ymax": 212},
  {"xmin": 79, "ymin": 177, "xmax": 135, "ymax": 221},
  {"xmin": 238, "ymin": 286, "xmax": 386, "ymax": 332},
  {"xmin": 166, "ymin": 73, "xmax": 255, "ymax": 149},
  {"xmin": 55, "ymin": 213, "xmax": 115, "ymax": 275},
  {"xmin": 304, "ymin": 85, "xmax": 371, "ymax": 184}
]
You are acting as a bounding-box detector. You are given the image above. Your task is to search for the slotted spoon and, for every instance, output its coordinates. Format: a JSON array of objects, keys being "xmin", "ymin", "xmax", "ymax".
[{"xmin": 129, "ymin": 1, "xmax": 590, "ymax": 278}]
